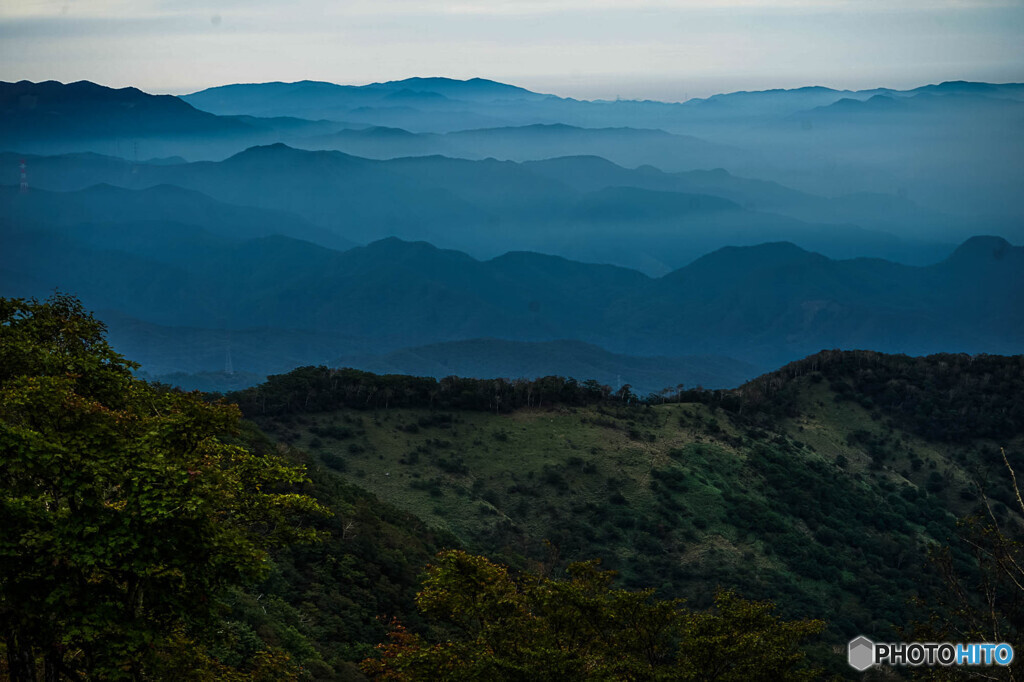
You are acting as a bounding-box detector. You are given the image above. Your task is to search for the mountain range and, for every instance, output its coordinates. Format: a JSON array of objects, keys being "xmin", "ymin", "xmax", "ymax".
[
  {"xmin": 294, "ymin": 123, "xmax": 757, "ymax": 174},
  {"xmin": 330, "ymin": 339, "xmax": 758, "ymax": 395},
  {"xmin": 3, "ymin": 61, "xmax": 1023, "ymax": 682},
  {"xmin": 1, "ymin": 145, "xmax": 966, "ymax": 274},
  {"xmin": 1, "ymin": 77, "xmax": 1021, "ymax": 393},
  {"xmin": 182, "ymin": 77, "xmax": 1024, "ymax": 133},
  {"xmin": 1, "ymin": 205, "xmax": 1020, "ymax": 380},
  {"xmin": 4, "ymin": 77, "xmax": 1022, "ymax": 224}
]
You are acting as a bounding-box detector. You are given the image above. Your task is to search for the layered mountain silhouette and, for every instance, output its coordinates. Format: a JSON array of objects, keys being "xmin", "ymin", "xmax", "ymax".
[
  {"xmin": 1, "ymin": 77, "xmax": 1021, "ymax": 392},
  {"xmin": 182, "ymin": 76, "xmax": 1024, "ymax": 132},
  {"xmin": 184, "ymin": 77, "xmax": 545, "ymax": 116},
  {"xmin": 3, "ymin": 145, "xmax": 960, "ymax": 273},
  {"xmin": 1, "ymin": 219, "xmax": 1019, "ymax": 376},
  {"xmin": 0, "ymin": 80, "xmax": 327, "ymax": 158},
  {"xmin": 0, "ymin": 80, "xmax": 251, "ymax": 140},
  {"xmin": 4, "ymin": 78, "xmax": 1021, "ymax": 227},
  {"xmin": 297, "ymin": 123, "xmax": 755, "ymax": 173},
  {"xmin": 331, "ymin": 339, "xmax": 758, "ymax": 394},
  {"xmin": 0, "ymin": 183, "xmax": 353, "ymax": 250}
]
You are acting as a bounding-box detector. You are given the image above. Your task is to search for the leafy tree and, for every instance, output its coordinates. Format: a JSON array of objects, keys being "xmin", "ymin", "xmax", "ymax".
[
  {"xmin": 0, "ymin": 294, "xmax": 325, "ymax": 680},
  {"xmin": 361, "ymin": 549, "xmax": 824, "ymax": 681},
  {"xmin": 675, "ymin": 590, "xmax": 826, "ymax": 681}
]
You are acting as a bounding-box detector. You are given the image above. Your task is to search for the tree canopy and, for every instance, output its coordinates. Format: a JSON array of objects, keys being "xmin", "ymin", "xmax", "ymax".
[
  {"xmin": 362, "ymin": 549, "xmax": 824, "ymax": 681},
  {"xmin": 0, "ymin": 294, "xmax": 325, "ymax": 680},
  {"xmin": 228, "ymin": 366, "xmax": 622, "ymax": 419}
]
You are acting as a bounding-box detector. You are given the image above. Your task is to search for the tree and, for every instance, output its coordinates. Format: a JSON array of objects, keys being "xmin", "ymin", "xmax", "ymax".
[
  {"xmin": 910, "ymin": 449, "xmax": 1024, "ymax": 681},
  {"xmin": 0, "ymin": 294, "xmax": 325, "ymax": 680},
  {"xmin": 361, "ymin": 549, "xmax": 823, "ymax": 681},
  {"xmin": 675, "ymin": 590, "xmax": 825, "ymax": 681}
]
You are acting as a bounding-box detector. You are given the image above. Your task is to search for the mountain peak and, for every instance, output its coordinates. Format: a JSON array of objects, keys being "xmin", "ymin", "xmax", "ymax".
[
  {"xmin": 670, "ymin": 241, "xmax": 820, "ymax": 279},
  {"xmin": 371, "ymin": 76, "xmax": 541, "ymax": 100},
  {"xmin": 359, "ymin": 237, "xmax": 479, "ymax": 264},
  {"xmin": 224, "ymin": 143, "xmax": 360, "ymax": 165},
  {"xmin": 946, "ymin": 236, "xmax": 1016, "ymax": 264}
]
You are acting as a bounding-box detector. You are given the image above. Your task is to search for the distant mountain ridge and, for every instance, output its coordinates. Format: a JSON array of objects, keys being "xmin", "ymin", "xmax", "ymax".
[
  {"xmin": 184, "ymin": 77, "xmax": 1024, "ymax": 124},
  {"xmin": 4, "ymin": 78, "xmax": 1021, "ymax": 225},
  {"xmin": 4, "ymin": 145, "xmax": 962, "ymax": 273},
  {"xmin": 1, "ymin": 77, "xmax": 1020, "ymax": 394},
  {"xmin": 0, "ymin": 79, "xmax": 250, "ymax": 135},
  {"xmin": 1, "ymin": 224, "xmax": 1020, "ymax": 374},
  {"xmin": 331, "ymin": 338, "xmax": 758, "ymax": 393},
  {"xmin": 0, "ymin": 182, "xmax": 354, "ymax": 250},
  {"xmin": 0, "ymin": 80, "xmax": 333, "ymax": 158}
]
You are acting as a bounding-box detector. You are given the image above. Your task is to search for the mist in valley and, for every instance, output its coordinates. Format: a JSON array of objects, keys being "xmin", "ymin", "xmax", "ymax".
[{"xmin": 1, "ymin": 75, "xmax": 1021, "ymax": 393}]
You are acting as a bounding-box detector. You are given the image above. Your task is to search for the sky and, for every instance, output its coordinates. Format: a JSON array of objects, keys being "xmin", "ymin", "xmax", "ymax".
[{"xmin": 1, "ymin": 0, "xmax": 1022, "ymax": 101}]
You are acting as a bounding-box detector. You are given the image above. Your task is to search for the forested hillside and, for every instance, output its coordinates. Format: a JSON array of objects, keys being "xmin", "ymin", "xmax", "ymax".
[
  {"xmin": 4, "ymin": 295, "xmax": 1024, "ymax": 679},
  {"xmin": 230, "ymin": 350, "xmax": 1024, "ymax": 677},
  {"xmin": 0, "ymin": 296, "xmax": 832, "ymax": 680}
]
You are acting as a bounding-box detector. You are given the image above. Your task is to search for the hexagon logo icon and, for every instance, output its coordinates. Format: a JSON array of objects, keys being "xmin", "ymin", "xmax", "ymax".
[{"xmin": 848, "ymin": 636, "xmax": 875, "ymax": 671}]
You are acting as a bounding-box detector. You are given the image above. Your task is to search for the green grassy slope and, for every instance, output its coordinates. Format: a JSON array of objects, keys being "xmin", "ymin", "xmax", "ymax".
[
  {"xmin": 242, "ymin": 355, "xmax": 1022, "ymax": 652},
  {"xmin": 228, "ymin": 351, "xmax": 1023, "ymax": 678}
]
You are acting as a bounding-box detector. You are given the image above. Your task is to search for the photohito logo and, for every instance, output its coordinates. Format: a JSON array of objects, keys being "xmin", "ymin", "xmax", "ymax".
[
  {"xmin": 848, "ymin": 636, "xmax": 1014, "ymax": 670},
  {"xmin": 848, "ymin": 636, "xmax": 874, "ymax": 671}
]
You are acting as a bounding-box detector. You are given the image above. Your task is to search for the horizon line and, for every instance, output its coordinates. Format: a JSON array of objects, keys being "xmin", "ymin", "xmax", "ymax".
[{"xmin": 7, "ymin": 75, "xmax": 1023, "ymax": 105}]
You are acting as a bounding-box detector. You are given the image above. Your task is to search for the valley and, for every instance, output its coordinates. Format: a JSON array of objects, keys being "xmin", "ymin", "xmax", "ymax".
[{"xmin": 2, "ymin": 55, "xmax": 1022, "ymax": 678}]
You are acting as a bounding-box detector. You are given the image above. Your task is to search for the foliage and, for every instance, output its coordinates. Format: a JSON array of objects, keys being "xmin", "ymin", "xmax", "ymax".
[
  {"xmin": 6, "ymin": 300, "xmax": 1018, "ymax": 680},
  {"xmin": 732, "ymin": 350, "xmax": 1024, "ymax": 442},
  {"xmin": 268, "ymin": 394, "xmax": 961, "ymax": 665},
  {"xmin": 362, "ymin": 550, "xmax": 824, "ymax": 681},
  {"xmin": 231, "ymin": 350, "xmax": 1024, "ymax": 446},
  {"xmin": 228, "ymin": 366, "xmax": 623, "ymax": 417},
  {"xmin": 224, "ymin": 430, "xmax": 458, "ymax": 677},
  {"xmin": 0, "ymin": 294, "xmax": 325, "ymax": 680},
  {"xmin": 909, "ymin": 450, "xmax": 1024, "ymax": 680}
]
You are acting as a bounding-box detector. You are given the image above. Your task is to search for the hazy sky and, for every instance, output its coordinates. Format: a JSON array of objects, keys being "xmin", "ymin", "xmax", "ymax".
[{"xmin": 1, "ymin": 0, "xmax": 1022, "ymax": 100}]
